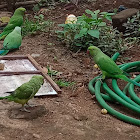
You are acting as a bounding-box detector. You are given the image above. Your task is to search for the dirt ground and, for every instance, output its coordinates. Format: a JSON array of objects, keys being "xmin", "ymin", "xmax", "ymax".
[{"xmin": 0, "ymin": 1, "xmax": 140, "ymax": 140}]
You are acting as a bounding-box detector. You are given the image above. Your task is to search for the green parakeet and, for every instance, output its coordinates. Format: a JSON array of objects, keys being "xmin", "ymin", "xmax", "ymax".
[
  {"xmin": 0, "ymin": 7, "xmax": 26, "ymax": 40},
  {"xmin": 0, "ymin": 26, "xmax": 22, "ymax": 55},
  {"xmin": 87, "ymin": 46, "xmax": 140, "ymax": 87},
  {"xmin": 0, "ymin": 75, "xmax": 44, "ymax": 112}
]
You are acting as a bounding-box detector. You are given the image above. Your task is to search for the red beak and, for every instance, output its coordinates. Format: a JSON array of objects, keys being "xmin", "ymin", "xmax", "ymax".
[{"xmin": 87, "ymin": 50, "xmax": 90, "ymax": 54}]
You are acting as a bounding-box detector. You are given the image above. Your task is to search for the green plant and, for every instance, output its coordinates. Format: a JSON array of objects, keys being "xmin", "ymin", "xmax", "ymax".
[
  {"xmin": 123, "ymin": 11, "xmax": 140, "ymax": 37},
  {"xmin": 57, "ymin": 9, "xmax": 125, "ymax": 55},
  {"xmin": 47, "ymin": 66, "xmax": 75, "ymax": 88},
  {"xmin": 97, "ymin": 26, "xmax": 126, "ymax": 55},
  {"xmin": 56, "ymin": 79, "xmax": 75, "ymax": 87},
  {"xmin": 124, "ymin": 37, "xmax": 140, "ymax": 49},
  {"xmin": 22, "ymin": 14, "xmax": 54, "ymax": 36},
  {"xmin": 47, "ymin": 66, "xmax": 58, "ymax": 78}
]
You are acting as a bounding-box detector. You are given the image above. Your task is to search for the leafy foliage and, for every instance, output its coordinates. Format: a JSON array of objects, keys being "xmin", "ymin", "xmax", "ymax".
[
  {"xmin": 56, "ymin": 79, "xmax": 75, "ymax": 87},
  {"xmin": 123, "ymin": 11, "xmax": 140, "ymax": 37},
  {"xmin": 47, "ymin": 66, "xmax": 75, "ymax": 87},
  {"xmin": 57, "ymin": 9, "xmax": 125, "ymax": 55},
  {"xmin": 22, "ymin": 14, "xmax": 54, "ymax": 37},
  {"xmin": 122, "ymin": 11, "xmax": 140, "ymax": 48},
  {"xmin": 47, "ymin": 66, "xmax": 58, "ymax": 78}
]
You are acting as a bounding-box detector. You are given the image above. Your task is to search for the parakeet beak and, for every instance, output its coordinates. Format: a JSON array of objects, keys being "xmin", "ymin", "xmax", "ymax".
[{"xmin": 87, "ymin": 50, "xmax": 90, "ymax": 54}]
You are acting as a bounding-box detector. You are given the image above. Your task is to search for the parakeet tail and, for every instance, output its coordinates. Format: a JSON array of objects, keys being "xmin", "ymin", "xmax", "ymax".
[
  {"xmin": 0, "ymin": 96, "xmax": 10, "ymax": 100},
  {"xmin": 119, "ymin": 75, "xmax": 140, "ymax": 87},
  {"xmin": 0, "ymin": 50, "xmax": 9, "ymax": 55}
]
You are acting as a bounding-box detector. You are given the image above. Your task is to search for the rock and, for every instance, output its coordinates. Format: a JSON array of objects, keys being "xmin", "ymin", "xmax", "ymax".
[
  {"xmin": 115, "ymin": 0, "xmax": 140, "ymax": 9},
  {"xmin": 112, "ymin": 8, "xmax": 139, "ymax": 32},
  {"xmin": 33, "ymin": 133, "xmax": 40, "ymax": 139},
  {"xmin": 31, "ymin": 53, "xmax": 40, "ymax": 58},
  {"xmin": 0, "ymin": 12, "xmax": 12, "ymax": 29},
  {"xmin": 73, "ymin": 114, "xmax": 88, "ymax": 121}
]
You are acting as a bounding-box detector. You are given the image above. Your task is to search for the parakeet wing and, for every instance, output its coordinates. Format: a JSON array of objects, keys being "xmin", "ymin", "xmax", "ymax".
[
  {"xmin": 3, "ymin": 17, "xmax": 23, "ymax": 32},
  {"xmin": 97, "ymin": 56, "xmax": 123, "ymax": 75},
  {"xmin": 9, "ymin": 16, "xmax": 23, "ymax": 24},
  {"xmin": 3, "ymin": 34, "xmax": 22, "ymax": 50},
  {"xmin": 13, "ymin": 84, "xmax": 34, "ymax": 100}
]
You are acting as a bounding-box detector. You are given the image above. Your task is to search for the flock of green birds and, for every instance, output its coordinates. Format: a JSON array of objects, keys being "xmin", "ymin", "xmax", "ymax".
[
  {"xmin": 0, "ymin": 8, "xmax": 45, "ymax": 112},
  {"xmin": 0, "ymin": 7, "xmax": 139, "ymax": 113},
  {"xmin": 0, "ymin": 8, "xmax": 25, "ymax": 55}
]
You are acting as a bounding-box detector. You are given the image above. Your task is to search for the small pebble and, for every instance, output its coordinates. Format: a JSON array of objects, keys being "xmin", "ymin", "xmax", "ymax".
[{"xmin": 101, "ymin": 109, "xmax": 108, "ymax": 114}]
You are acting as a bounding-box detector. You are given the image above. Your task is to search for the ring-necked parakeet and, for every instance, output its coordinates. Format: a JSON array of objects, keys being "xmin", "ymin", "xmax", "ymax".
[
  {"xmin": 0, "ymin": 7, "xmax": 26, "ymax": 40},
  {"xmin": 87, "ymin": 46, "xmax": 140, "ymax": 87},
  {"xmin": 0, "ymin": 75, "xmax": 44, "ymax": 112},
  {"xmin": 0, "ymin": 26, "xmax": 22, "ymax": 55}
]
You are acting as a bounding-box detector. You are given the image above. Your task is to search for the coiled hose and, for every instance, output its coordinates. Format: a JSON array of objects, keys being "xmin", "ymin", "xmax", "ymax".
[{"xmin": 88, "ymin": 53, "xmax": 140, "ymax": 126}]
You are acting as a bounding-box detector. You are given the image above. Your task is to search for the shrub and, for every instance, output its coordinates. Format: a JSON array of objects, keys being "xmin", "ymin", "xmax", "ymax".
[
  {"xmin": 57, "ymin": 9, "xmax": 125, "ymax": 56},
  {"xmin": 123, "ymin": 11, "xmax": 140, "ymax": 37},
  {"xmin": 22, "ymin": 14, "xmax": 54, "ymax": 37}
]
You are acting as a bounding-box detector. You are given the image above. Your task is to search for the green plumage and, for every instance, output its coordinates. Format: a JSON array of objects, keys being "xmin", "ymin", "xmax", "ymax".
[
  {"xmin": 0, "ymin": 75, "xmax": 44, "ymax": 111},
  {"xmin": 88, "ymin": 46, "xmax": 140, "ymax": 87},
  {"xmin": 0, "ymin": 26, "xmax": 22, "ymax": 55},
  {"xmin": 0, "ymin": 7, "xmax": 26, "ymax": 40}
]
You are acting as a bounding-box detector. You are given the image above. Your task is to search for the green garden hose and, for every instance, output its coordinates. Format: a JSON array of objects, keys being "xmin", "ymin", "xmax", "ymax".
[
  {"xmin": 94, "ymin": 81, "xmax": 140, "ymax": 125},
  {"xmin": 88, "ymin": 52, "xmax": 140, "ymax": 125},
  {"xmin": 128, "ymin": 75, "xmax": 140, "ymax": 105},
  {"xmin": 112, "ymin": 79, "xmax": 140, "ymax": 108}
]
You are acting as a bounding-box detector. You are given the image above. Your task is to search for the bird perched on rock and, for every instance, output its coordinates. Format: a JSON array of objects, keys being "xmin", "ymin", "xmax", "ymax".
[
  {"xmin": 0, "ymin": 75, "xmax": 44, "ymax": 112},
  {"xmin": 0, "ymin": 26, "xmax": 22, "ymax": 55},
  {"xmin": 0, "ymin": 7, "xmax": 26, "ymax": 40},
  {"xmin": 87, "ymin": 46, "xmax": 140, "ymax": 87}
]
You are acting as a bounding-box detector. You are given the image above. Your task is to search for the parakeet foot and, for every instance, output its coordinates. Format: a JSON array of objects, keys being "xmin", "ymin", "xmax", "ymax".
[
  {"xmin": 20, "ymin": 106, "xmax": 30, "ymax": 113},
  {"xmin": 96, "ymin": 77, "xmax": 103, "ymax": 83},
  {"xmin": 26, "ymin": 102, "xmax": 37, "ymax": 107}
]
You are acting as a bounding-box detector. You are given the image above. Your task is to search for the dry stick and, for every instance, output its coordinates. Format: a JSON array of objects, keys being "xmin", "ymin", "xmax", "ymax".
[
  {"xmin": 0, "ymin": 1, "xmax": 38, "ymax": 9},
  {"xmin": 27, "ymin": 54, "xmax": 62, "ymax": 94}
]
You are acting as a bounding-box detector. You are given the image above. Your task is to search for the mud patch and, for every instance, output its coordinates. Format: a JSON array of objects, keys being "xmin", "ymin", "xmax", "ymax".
[{"xmin": 8, "ymin": 105, "xmax": 49, "ymax": 120}]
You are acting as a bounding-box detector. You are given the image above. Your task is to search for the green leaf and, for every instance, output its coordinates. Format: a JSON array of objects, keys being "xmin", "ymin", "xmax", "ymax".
[
  {"xmin": 85, "ymin": 9, "xmax": 94, "ymax": 15},
  {"xmin": 98, "ymin": 22, "xmax": 106, "ymax": 26},
  {"xmin": 85, "ymin": 9, "xmax": 100, "ymax": 19},
  {"xmin": 79, "ymin": 28, "xmax": 88, "ymax": 35},
  {"xmin": 34, "ymin": 15, "xmax": 39, "ymax": 19},
  {"xmin": 94, "ymin": 10, "xmax": 100, "ymax": 15},
  {"xmin": 74, "ymin": 33, "xmax": 84, "ymax": 39},
  {"xmin": 88, "ymin": 29, "xmax": 100, "ymax": 38},
  {"xmin": 105, "ymin": 16, "xmax": 112, "ymax": 21},
  {"xmin": 58, "ymin": 24, "xmax": 66, "ymax": 27},
  {"xmin": 107, "ymin": 13, "xmax": 115, "ymax": 16},
  {"xmin": 74, "ymin": 28, "xmax": 88, "ymax": 39},
  {"xmin": 100, "ymin": 12, "xmax": 107, "ymax": 15}
]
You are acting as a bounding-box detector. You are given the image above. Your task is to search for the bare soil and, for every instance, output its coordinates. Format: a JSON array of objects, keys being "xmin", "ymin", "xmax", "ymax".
[{"xmin": 0, "ymin": 1, "xmax": 140, "ymax": 140}]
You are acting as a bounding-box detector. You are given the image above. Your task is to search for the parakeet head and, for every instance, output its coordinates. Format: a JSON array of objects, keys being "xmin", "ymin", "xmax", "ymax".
[
  {"xmin": 87, "ymin": 46, "xmax": 101, "ymax": 56},
  {"xmin": 14, "ymin": 26, "xmax": 21, "ymax": 34},
  {"xmin": 14, "ymin": 7, "xmax": 26, "ymax": 16},
  {"xmin": 32, "ymin": 75, "xmax": 44, "ymax": 85}
]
